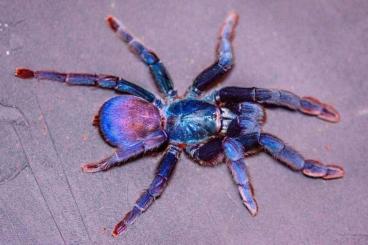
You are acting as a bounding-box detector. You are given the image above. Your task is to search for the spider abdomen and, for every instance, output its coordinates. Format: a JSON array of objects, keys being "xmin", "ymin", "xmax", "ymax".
[
  {"xmin": 164, "ymin": 99, "xmax": 221, "ymax": 145},
  {"xmin": 99, "ymin": 95, "xmax": 163, "ymax": 147}
]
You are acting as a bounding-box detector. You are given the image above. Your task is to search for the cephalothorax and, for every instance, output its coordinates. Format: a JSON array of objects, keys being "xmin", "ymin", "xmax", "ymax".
[{"xmin": 16, "ymin": 12, "xmax": 344, "ymax": 237}]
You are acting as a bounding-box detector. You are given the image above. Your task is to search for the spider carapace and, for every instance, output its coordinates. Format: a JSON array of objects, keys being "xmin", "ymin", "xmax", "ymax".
[{"xmin": 15, "ymin": 12, "xmax": 344, "ymax": 237}]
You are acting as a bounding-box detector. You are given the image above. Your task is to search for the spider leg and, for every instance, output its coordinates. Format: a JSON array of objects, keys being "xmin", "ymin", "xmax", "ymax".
[
  {"xmin": 236, "ymin": 102, "xmax": 264, "ymax": 134},
  {"xmin": 81, "ymin": 130, "xmax": 167, "ymax": 173},
  {"xmin": 259, "ymin": 133, "xmax": 344, "ymax": 179},
  {"xmin": 227, "ymin": 102, "xmax": 263, "ymax": 150},
  {"xmin": 223, "ymin": 138, "xmax": 258, "ymax": 216},
  {"xmin": 112, "ymin": 145, "xmax": 181, "ymax": 237},
  {"xmin": 81, "ymin": 147, "xmax": 141, "ymax": 173},
  {"xmin": 215, "ymin": 87, "xmax": 340, "ymax": 122},
  {"xmin": 185, "ymin": 102, "xmax": 264, "ymax": 165},
  {"xmin": 186, "ymin": 11, "xmax": 238, "ymax": 97},
  {"xmin": 15, "ymin": 68, "xmax": 162, "ymax": 106},
  {"xmin": 223, "ymin": 102, "xmax": 263, "ymax": 166},
  {"xmin": 186, "ymin": 138, "xmax": 224, "ymax": 166},
  {"xmin": 106, "ymin": 16, "xmax": 176, "ymax": 99}
]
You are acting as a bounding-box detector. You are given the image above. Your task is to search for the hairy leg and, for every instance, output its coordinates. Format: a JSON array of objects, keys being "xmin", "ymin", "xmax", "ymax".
[
  {"xmin": 82, "ymin": 130, "xmax": 167, "ymax": 173},
  {"xmin": 223, "ymin": 138, "xmax": 258, "ymax": 216},
  {"xmin": 236, "ymin": 102, "xmax": 264, "ymax": 136},
  {"xmin": 186, "ymin": 12, "xmax": 238, "ymax": 97},
  {"xmin": 226, "ymin": 102, "xmax": 263, "ymax": 153},
  {"xmin": 112, "ymin": 145, "xmax": 181, "ymax": 237},
  {"xmin": 215, "ymin": 87, "xmax": 340, "ymax": 122},
  {"xmin": 259, "ymin": 133, "xmax": 344, "ymax": 179},
  {"xmin": 15, "ymin": 68, "xmax": 162, "ymax": 106},
  {"xmin": 186, "ymin": 138, "xmax": 224, "ymax": 166},
  {"xmin": 107, "ymin": 16, "xmax": 176, "ymax": 98}
]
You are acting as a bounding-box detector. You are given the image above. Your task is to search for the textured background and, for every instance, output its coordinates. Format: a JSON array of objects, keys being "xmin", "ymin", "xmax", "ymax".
[{"xmin": 1, "ymin": 0, "xmax": 368, "ymax": 244}]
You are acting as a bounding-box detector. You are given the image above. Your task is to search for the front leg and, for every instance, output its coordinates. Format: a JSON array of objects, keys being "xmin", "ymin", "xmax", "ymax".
[
  {"xmin": 112, "ymin": 145, "xmax": 181, "ymax": 237},
  {"xmin": 215, "ymin": 87, "xmax": 340, "ymax": 122},
  {"xmin": 259, "ymin": 133, "xmax": 344, "ymax": 179},
  {"xmin": 186, "ymin": 12, "xmax": 238, "ymax": 97}
]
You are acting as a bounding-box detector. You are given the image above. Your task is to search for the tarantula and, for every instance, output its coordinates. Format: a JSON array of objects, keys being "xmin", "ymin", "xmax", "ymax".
[{"xmin": 15, "ymin": 12, "xmax": 344, "ymax": 237}]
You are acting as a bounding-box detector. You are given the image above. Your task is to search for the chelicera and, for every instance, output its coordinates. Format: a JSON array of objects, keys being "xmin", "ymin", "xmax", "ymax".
[{"xmin": 15, "ymin": 12, "xmax": 344, "ymax": 237}]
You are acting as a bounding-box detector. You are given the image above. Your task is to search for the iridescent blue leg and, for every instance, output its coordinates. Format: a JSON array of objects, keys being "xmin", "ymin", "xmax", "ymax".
[
  {"xmin": 223, "ymin": 138, "xmax": 258, "ymax": 216},
  {"xmin": 226, "ymin": 102, "xmax": 263, "ymax": 152},
  {"xmin": 259, "ymin": 133, "xmax": 344, "ymax": 179},
  {"xmin": 107, "ymin": 16, "xmax": 176, "ymax": 99},
  {"xmin": 186, "ymin": 138, "xmax": 224, "ymax": 166},
  {"xmin": 215, "ymin": 87, "xmax": 340, "ymax": 122},
  {"xmin": 186, "ymin": 12, "xmax": 238, "ymax": 97},
  {"xmin": 15, "ymin": 68, "xmax": 162, "ymax": 106},
  {"xmin": 236, "ymin": 102, "xmax": 264, "ymax": 135},
  {"xmin": 112, "ymin": 145, "xmax": 181, "ymax": 237},
  {"xmin": 81, "ymin": 130, "xmax": 167, "ymax": 173}
]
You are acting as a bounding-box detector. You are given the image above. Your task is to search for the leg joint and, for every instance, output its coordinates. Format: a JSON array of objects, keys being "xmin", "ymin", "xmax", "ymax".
[{"xmin": 259, "ymin": 133, "xmax": 285, "ymax": 154}]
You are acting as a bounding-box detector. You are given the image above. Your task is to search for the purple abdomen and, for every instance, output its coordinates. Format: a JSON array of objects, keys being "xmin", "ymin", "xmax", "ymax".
[{"xmin": 99, "ymin": 95, "xmax": 162, "ymax": 147}]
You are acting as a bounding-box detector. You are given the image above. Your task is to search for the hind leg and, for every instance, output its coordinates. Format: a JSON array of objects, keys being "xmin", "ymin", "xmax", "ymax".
[
  {"xmin": 81, "ymin": 144, "xmax": 144, "ymax": 173},
  {"xmin": 107, "ymin": 16, "xmax": 176, "ymax": 98},
  {"xmin": 82, "ymin": 130, "xmax": 167, "ymax": 173},
  {"xmin": 15, "ymin": 68, "xmax": 161, "ymax": 105},
  {"xmin": 259, "ymin": 133, "xmax": 344, "ymax": 179}
]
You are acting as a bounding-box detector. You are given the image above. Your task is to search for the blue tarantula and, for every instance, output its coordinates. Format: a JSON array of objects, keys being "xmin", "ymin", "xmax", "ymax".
[{"xmin": 16, "ymin": 12, "xmax": 344, "ymax": 237}]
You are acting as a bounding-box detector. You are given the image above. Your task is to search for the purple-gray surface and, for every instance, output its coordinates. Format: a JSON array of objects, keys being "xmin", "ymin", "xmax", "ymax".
[{"xmin": 1, "ymin": 1, "xmax": 367, "ymax": 244}]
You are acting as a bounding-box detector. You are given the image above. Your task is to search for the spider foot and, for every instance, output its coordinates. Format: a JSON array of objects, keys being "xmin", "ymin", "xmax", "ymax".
[
  {"xmin": 92, "ymin": 114, "xmax": 99, "ymax": 127},
  {"xmin": 112, "ymin": 220, "xmax": 127, "ymax": 237},
  {"xmin": 300, "ymin": 97, "xmax": 340, "ymax": 122},
  {"xmin": 15, "ymin": 68, "xmax": 35, "ymax": 79},
  {"xmin": 221, "ymin": 11, "xmax": 239, "ymax": 40},
  {"xmin": 238, "ymin": 185, "xmax": 258, "ymax": 216},
  {"xmin": 81, "ymin": 154, "xmax": 118, "ymax": 173},
  {"xmin": 112, "ymin": 207, "xmax": 140, "ymax": 237},
  {"xmin": 302, "ymin": 160, "xmax": 344, "ymax": 180},
  {"xmin": 81, "ymin": 159, "xmax": 109, "ymax": 173},
  {"xmin": 106, "ymin": 16, "xmax": 121, "ymax": 33}
]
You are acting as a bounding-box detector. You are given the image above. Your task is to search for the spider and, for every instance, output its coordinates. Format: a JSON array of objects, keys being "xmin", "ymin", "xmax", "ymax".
[{"xmin": 15, "ymin": 12, "xmax": 344, "ymax": 237}]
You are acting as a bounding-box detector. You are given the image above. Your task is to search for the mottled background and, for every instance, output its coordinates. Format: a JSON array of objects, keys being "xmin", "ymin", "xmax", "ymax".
[{"xmin": 1, "ymin": 0, "xmax": 367, "ymax": 244}]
